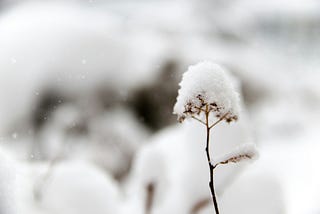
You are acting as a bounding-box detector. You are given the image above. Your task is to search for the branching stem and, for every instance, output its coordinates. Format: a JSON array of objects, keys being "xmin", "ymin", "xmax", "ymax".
[
  {"xmin": 190, "ymin": 105, "xmax": 227, "ymax": 213},
  {"xmin": 191, "ymin": 116, "xmax": 206, "ymax": 126},
  {"xmin": 209, "ymin": 113, "xmax": 229, "ymax": 130},
  {"xmin": 205, "ymin": 105, "xmax": 220, "ymax": 214}
]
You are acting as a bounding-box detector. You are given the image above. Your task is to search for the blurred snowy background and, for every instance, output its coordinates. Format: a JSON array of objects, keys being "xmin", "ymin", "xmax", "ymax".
[{"xmin": 0, "ymin": 0, "xmax": 319, "ymax": 213}]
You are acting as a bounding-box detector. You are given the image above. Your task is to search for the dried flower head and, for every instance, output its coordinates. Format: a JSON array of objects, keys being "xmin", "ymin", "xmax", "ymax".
[
  {"xmin": 173, "ymin": 61, "xmax": 240, "ymax": 123},
  {"xmin": 212, "ymin": 143, "xmax": 258, "ymax": 167}
]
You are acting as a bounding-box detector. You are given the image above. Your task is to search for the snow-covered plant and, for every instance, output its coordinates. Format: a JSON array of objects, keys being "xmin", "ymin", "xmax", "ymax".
[
  {"xmin": 173, "ymin": 61, "xmax": 257, "ymax": 214},
  {"xmin": 174, "ymin": 62, "xmax": 239, "ymax": 124}
]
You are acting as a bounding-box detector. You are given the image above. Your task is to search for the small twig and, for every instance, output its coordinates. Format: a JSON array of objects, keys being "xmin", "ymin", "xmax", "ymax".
[
  {"xmin": 145, "ymin": 183, "xmax": 155, "ymax": 214},
  {"xmin": 191, "ymin": 116, "xmax": 206, "ymax": 126},
  {"xmin": 214, "ymin": 154, "xmax": 252, "ymax": 168},
  {"xmin": 209, "ymin": 113, "xmax": 229, "ymax": 130},
  {"xmin": 212, "ymin": 145, "xmax": 257, "ymax": 169},
  {"xmin": 190, "ymin": 198, "xmax": 210, "ymax": 214},
  {"xmin": 195, "ymin": 106, "xmax": 206, "ymax": 113}
]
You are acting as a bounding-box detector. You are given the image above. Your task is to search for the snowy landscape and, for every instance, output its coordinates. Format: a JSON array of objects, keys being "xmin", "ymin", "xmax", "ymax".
[{"xmin": 0, "ymin": 0, "xmax": 319, "ymax": 213}]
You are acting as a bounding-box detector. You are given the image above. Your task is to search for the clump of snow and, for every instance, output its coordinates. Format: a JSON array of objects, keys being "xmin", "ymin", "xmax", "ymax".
[
  {"xmin": 39, "ymin": 161, "xmax": 120, "ymax": 214},
  {"xmin": 81, "ymin": 108, "xmax": 150, "ymax": 179},
  {"xmin": 125, "ymin": 145, "xmax": 169, "ymax": 214},
  {"xmin": 132, "ymin": 146, "xmax": 167, "ymax": 186},
  {"xmin": 212, "ymin": 143, "xmax": 258, "ymax": 167},
  {"xmin": 173, "ymin": 61, "xmax": 240, "ymax": 123}
]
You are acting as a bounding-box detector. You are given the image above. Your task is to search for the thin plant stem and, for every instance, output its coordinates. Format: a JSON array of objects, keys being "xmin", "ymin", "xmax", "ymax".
[
  {"xmin": 209, "ymin": 113, "xmax": 229, "ymax": 130},
  {"xmin": 191, "ymin": 116, "xmax": 206, "ymax": 126},
  {"xmin": 204, "ymin": 105, "xmax": 220, "ymax": 214}
]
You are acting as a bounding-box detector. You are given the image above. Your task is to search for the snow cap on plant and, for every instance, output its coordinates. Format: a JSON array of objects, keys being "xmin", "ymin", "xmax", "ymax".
[{"xmin": 173, "ymin": 61, "xmax": 240, "ymax": 123}]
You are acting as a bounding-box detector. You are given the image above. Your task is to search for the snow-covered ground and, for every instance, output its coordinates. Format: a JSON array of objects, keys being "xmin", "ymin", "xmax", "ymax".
[{"xmin": 0, "ymin": 0, "xmax": 319, "ymax": 213}]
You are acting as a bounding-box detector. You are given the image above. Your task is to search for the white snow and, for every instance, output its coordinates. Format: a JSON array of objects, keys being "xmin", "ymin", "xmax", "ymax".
[
  {"xmin": 0, "ymin": 0, "xmax": 319, "ymax": 213},
  {"xmin": 126, "ymin": 110, "xmax": 254, "ymax": 214},
  {"xmin": 40, "ymin": 161, "xmax": 120, "ymax": 214},
  {"xmin": 173, "ymin": 61, "xmax": 240, "ymax": 123},
  {"xmin": 0, "ymin": 0, "xmax": 169, "ymax": 135},
  {"xmin": 0, "ymin": 149, "xmax": 17, "ymax": 214},
  {"xmin": 218, "ymin": 172, "xmax": 285, "ymax": 214}
]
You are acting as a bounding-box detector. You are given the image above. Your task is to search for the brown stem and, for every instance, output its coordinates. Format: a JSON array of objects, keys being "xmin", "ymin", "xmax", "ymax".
[
  {"xmin": 205, "ymin": 106, "xmax": 220, "ymax": 214},
  {"xmin": 209, "ymin": 113, "xmax": 229, "ymax": 130},
  {"xmin": 145, "ymin": 183, "xmax": 155, "ymax": 214},
  {"xmin": 191, "ymin": 116, "xmax": 206, "ymax": 126}
]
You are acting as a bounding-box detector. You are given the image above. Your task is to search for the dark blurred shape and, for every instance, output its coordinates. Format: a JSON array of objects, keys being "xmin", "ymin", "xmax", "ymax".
[
  {"xmin": 32, "ymin": 91, "xmax": 66, "ymax": 131},
  {"xmin": 241, "ymin": 79, "xmax": 268, "ymax": 106},
  {"xmin": 215, "ymin": 30, "xmax": 246, "ymax": 43},
  {"xmin": 225, "ymin": 64, "xmax": 268, "ymax": 106},
  {"xmin": 130, "ymin": 60, "xmax": 179, "ymax": 131},
  {"xmin": 96, "ymin": 86, "xmax": 125, "ymax": 109}
]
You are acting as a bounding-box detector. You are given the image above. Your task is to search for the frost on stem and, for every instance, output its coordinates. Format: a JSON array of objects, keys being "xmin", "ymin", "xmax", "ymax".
[
  {"xmin": 173, "ymin": 61, "xmax": 240, "ymax": 124},
  {"xmin": 212, "ymin": 143, "xmax": 259, "ymax": 168}
]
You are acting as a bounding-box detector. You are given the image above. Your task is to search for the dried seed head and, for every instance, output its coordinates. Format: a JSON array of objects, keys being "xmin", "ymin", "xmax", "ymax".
[
  {"xmin": 173, "ymin": 61, "xmax": 240, "ymax": 123},
  {"xmin": 212, "ymin": 143, "xmax": 258, "ymax": 167}
]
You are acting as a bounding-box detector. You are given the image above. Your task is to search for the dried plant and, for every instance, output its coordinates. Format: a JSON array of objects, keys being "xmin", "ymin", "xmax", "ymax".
[
  {"xmin": 212, "ymin": 143, "xmax": 258, "ymax": 169},
  {"xmin": 174, "ymin": 61, "xmax": 257, "ymax": 214}
]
